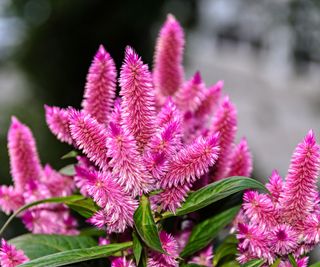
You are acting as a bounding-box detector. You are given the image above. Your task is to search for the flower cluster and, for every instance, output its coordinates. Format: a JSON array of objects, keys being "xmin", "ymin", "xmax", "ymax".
[
  {"xmin": 0, "ymin": 117, "xmax": 77, "ymax": 235},
  {"xmin": 235, "ymin": 130, "xmax": 320, "ymax": 266}
]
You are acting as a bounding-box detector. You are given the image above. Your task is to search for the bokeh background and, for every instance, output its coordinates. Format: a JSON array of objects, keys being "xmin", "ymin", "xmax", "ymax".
[{"xmin": 1, "ymin": 0, "xmax": 320, "ymax": 262}]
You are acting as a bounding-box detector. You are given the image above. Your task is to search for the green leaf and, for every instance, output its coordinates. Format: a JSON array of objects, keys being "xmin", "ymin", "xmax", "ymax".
[
  {"xmin": 288, "ymin": 254, "xmax": 298, "ymax": 267},
  {"xmin": 180, "ymin": 206, "xmax": 240, "ymax": 258},
  {"xmin": 162, "ymin": 177, "xmax": 268, "ymax": 219},
  {"xmin": 133, "ymin": 231, "xmax": 143, "ymax": 266},
  {"xmin": 59, "ymin": 164, "xmax": 75, "ymax": 176},
  {"xmin": 66, "ymin": 198, "xmax": 98, "ymax": 218},
  {"xmin": 9, "ymin": 234, "xmax": 96, "ymax": 260},
  {"xmin": 181, "ymin": 264, "xmax": 207, "ymax": 267},
  {"xmin": 0, "ymin": 195, "xmax": 85, "ymax": 235},
  {"xmin": 309, "ymin": 263, "xmax": 320, "ymax": 267},
  {"xmin": 270, "ymin": 258, "xmax": 281, "ymax": 267},
  {"xmin": 61, "ymin": 150, "xmax": 78, "ymax": 159},
  {"xmin": 241, "ymin": 259, "xmax": 265, "ymax": 267},
  {"xmin": 220, "ymin": 261, "xmax": 240, "ymax": 267},
  {"xmin": 213, "ymin": 235, "xmax": 238, "ymax": 266},
  {"xmin": 18, "ymin": 242, "xmax": 132, "ymax": 267},
  {"xmin": 134, "ymin": 195, "xmax": 165, "ymax": 254},
  {"xmin": 79, "ymin": 227, "xmax": 105, "ymax": 237}
]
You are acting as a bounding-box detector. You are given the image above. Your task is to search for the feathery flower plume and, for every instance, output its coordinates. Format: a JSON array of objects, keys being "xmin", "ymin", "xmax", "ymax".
[
  {"xmin": 111, "ymin": 257, "xmax": 136, "ymax": 267},
  {"xmin": 0, "ymin": 239, "xmax": 29, "ymax": 267},
  {"xmin": 110, "ymin": 98, "xmax": 122, "ymax": 125},
  {"xmin": 82, "ymin": 45, "xmax": 117, "ymax": 125},
  {"xmin": 161, "ymin": 133, "xmax": 220, "ymax": 188},
  {"xmin": 280, "ymin": 130, "xmax": 320, "ymax": 223},
  {"xmin": 148, "ymin": 231, "xmax": 179, "ymax": 267},
  {"xmin": 107, "ymin": 121, "xmax": 152, "ymax": 196},
  {"xmin": 153, "ymin": 14, "xmax": 184, "ymax": 97},
  {"xmin": 303, "ymin": 214, "xmax": 320, "ymax": 244},
  {"xmin": 44, "ymin": 105, "xmax": 73, "ymax": 144},
  {"xmin": 68, "ymin": 109, "xmax": 109, "ymax": 171},
  {"xmin": 194, "ymin": 80, "xmax": 223, "ymax": 120},
  {"xmin": 266, "ymin": 170, "xmax": 283, "ymax": 204},
  {"xmin": 188, "ymin": 245, "xmax": 213, "ymax": 267},
  {"xmin": 174, "ymin": 71, "xmax": 205, "ymax": 113},
  {"xmin": 75, "ymin": 166, "xmax": 137, "ymax": 233},
  {"xmin": 119, "ymin": 46, "xmax": 156, "ymax": 149},
  {"xmin": 8, "ymin": 117, "xmax": 43, "ymax": 192},
  {"xmin": 0, "ymin": 186, "xmax": 24, "ymax": 214},
  {"xmin": 157, "ymin": 97, "xmax": 181, "ymax": 128},
  {"xmin": 228, "ymin": 138, "xmax": 253, "ymax": 177},
  {"xmin": 210, "ymin": 96, "xmax": 237, "ymax": 181},
  {"xmin": 270, "ymin": 224, "xmax": 298, "ymax": 256}
]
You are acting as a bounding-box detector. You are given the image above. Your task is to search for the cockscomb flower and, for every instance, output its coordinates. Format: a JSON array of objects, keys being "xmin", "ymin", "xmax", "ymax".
[
  {"xmin": 44, "ymin": 105, "xmax": 73, "ymax": 144},
  {"xmin": 228, "ymin": 138, "xmax": 253, "ymax": 177},
  {"xmin": 161, "ymin": 133, "xmax": 220, "ymax": 188},
  {"xmin": 210, "ymin": 96, "xmax": 237, "ymax": 181},
  {"xmin": 266, "ymin": 170, "xmax": 283, "ymax": 204},
  {"xmin": 270, "ymin": 224, "xmax": 298, "ymax": 256},
  {"xmin": 0, "ymin": 239, "xmax": 29, "ymax": 267},
  {"xmin": 189, "ymin": 245, "xmax": 213, "ymax": 267},
  {"xmin": 157, "ymin": 97, "xmax": 181, "ymax": 128},
  {"xmin": 82, "ymin": 45, "xmax": 117, "ymax": 125},
  {"xmin": 8, "ymin": 117, "xmax": 43, "ymax": 192},
  {"xmin": 280, "ymin": 130, "xmax": 320, "ymax": 223},
  {"xmin": 174, "ymin": 71, "xmax": 206, "ymax": 113},
  {"xmin": 153, "ymin": 14, "xmax": 184, "ymax": 97},
  {"xmin": 68, "ymin": 109, "xmax": 109, "ymax": 171},
  {"xmin": 0, "ymin": 186, "xmax": 24, "ymax": 215},
  {"xmin": 111, "ymin": 257, "xmax": 136, "ymax": 267},
  {"xmin": 119, "ymin": 46, "xmax": 156, "ymax": 149},
  {"xmin": 107, "ymin": 121, "xmax": 152, "ymax": 196},
  {"xmin": 148, "ymin": 231, "xmax": 179, "ymax": 267}
]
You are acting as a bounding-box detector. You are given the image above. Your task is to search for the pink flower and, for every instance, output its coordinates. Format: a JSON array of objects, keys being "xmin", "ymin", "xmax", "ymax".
[
  {"xmin": 98, "ymin": 237, "xmax": 110, "ymax": 246},
  {"xmin": 107, "ymin": 121, "xmax": 152, "ymax": 196},
  {"xmin": 119, "ymin": 46, "xmax": 156, "ymax": 149},
  {"xmin": 280, "ymin": 130, "xmax": 320, "ymax": 223},
  {"xmin": 279, "ymin": 257, "xmax": 308, "ymax": 267},
  {"xmin": 303, "ymin": 214, "xmax": 320, "ymax": 244},
  {"xmin": 0, "ymin": 239, "xmax": 29, "ymax": 267},
  {"xmin": 68, "ymin": 109, "xmax": 109, "ymax": 171},
  {"xmin": 82, "ymin": 45, "xmax": 117, "ymax": 125},
  {"xmin": 266, "ymin": 170, "xmax": 283, "ymax": 204},
  {"xmin": 210, "ymin": 97, "xmax": 237, "ymax": 181},
  {"xmin": 0, "ymin": 186, "xmax": 24, "ymax": 214},
  {"xmin": 148, "ymin": 231, "xmax": 179, "ymax": 267},
  {"xmin": 161, "ymin": 133, "xmax": 220, "ymax": 188},
  {"xmin": 157, "ymin": 97, "xmax": 181, "ymax": 128},
  {"xmin": 189, "ymin": 245, "xmax": 213, "ymax": 267},
  {"xmin": 8, "ymin": 117, "xmax": 43, "ymax": 192},
  {"xmin": 174, "ymin": 71, "xmax": 206, "ymax": 112},
  {"xmin": 153, "ymin": 14, "xmax": 184, "ymax": 97},
  {"xmin": 111, "ymin": 257, "xmax": 136, "ymax": 267},
  {"xmin": 270, "ymin": 224, "xmax": 298, "ymax": 255},
  {"xmin": 228, "ymin": 137, "xmax": 253, "ymax": 177},
  {"xmin": 44, "ymin": 105, "xmax": 73, "ymax": 144}
]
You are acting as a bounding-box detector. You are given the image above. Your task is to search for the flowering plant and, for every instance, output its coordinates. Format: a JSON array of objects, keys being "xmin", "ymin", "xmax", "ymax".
[{"xmin": 0, "ymin": 14, "xmax": 319, "ymax": 267}]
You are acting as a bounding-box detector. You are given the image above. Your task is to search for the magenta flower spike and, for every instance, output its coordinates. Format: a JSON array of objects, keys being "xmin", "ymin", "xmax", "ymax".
[
  {"xmin": 161, "ymin": 133, "xmax": 220, "ymax": 188},
  {"xmin": 110, "ymin": 98, "xmax": 122, "ymax": 125},
  {"xmin": 279, "ymin": 257, "xmax": 309, "ymax": 267},
  {"xmin": 210, "ymin": 96, "xmax": 237, "ymax": 181},
  {"xmin": 280, "ymin": 130, "xmax": 320, "ymax": 223},
  {"xmin": 266, "ymin": 170, "xmax": 283, "ymax": 203},
  {"xmin": 228, "ymin": 137, "xmax": 253, "ymax": 177},
  {"xmin": 0, "ymin": 239, "xmax": 29, "ymax": 267},
  {"xmin": 75, "ymin": 166, "xmax": 137, "ymax": 233},
  {"xmin": 157, "ymin": 97, "xmax": 182, "ymax": 128},
  {"xmin": 148, "ymin": 231, "xmax": 179, "ymax": 267},
  {"xmin": 119, "ymin": 46, "xmax": 156, "ymax": 150},
  {"xmin": 153, "ymin": 14, "xmax": 184, "ymax": 97},
  {"xmin": 111, "ymin": 257, "xmax": 136, "ymax": 267},
  {"xmin": 0, "ymin": 186, "xmax": 24, "ymax": 214},
  {"xmin": 174, "ymin": 71, "xmax": 206, "ymax": 113},
  {"xmin": 8, "ymin": 117, "xmax": 43, "ymax": 192},
  {"xmin": 107, "ymin": 121, "xmax": 152, "ymax": 196},
  {"xmin": 68, "ymin": 109, "xmax": 109, "ymax": 171},
  {"xmin": 44, "ymin": 105, "xmax": 73, "ymax": 144},
  {"xmin": 194, "ymin": 80, "xmax": 223, "ymax": 120},
  {"xmin": 82, "ymin": 45, "xmax": 117, "ymax": 125}
]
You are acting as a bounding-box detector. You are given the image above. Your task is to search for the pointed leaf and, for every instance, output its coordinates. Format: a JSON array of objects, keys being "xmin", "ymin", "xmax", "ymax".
[
  {"xmin": 288, "ymin": 254, "xmax": 298, "ymax": 267},
  {"xmin": 181, "ymin": 206, "xmax": 240, "ymax": 258},
  {"xmin": 134, "ymin": 195, "xmax": 165, "ymax": 253},
  {"xmin": 9, "ymin": 234, "xmax": 96, "ymax": 260},
  {"xmin": 162, "ymin": 177, "xmax": 267, "ymax": 219},
  {"xmin": 79, "ymin": 227, "xmax": 105, "ymax": 237},
  {"xmin": 18, "ymin": 242, "xmax": 132, "ymax": 267},
  {"xmin": 133, "ymin": 230, "xmax": 143, "ymax": 266},
  {"xmin": 213, "ymin": 235, "xmax": 238, "ymax": 266},
  {"xmin": 66, "ymin": 198, "xmax": 98, "ymax": 218},
  {"xmin": 61, "ymin": 150, "xmax": 78, "ymax": 159},
  {"xmin": 241, "ymin": 259, "xmax": 265, "ymax": 267},
  {"xmin": 271, "ymin": 258, "xmax": 281, "ymax": 267}
]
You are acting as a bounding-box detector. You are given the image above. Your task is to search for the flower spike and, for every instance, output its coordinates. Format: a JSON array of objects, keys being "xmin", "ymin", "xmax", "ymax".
[
  {"xmin": 266, "ymin": 170, "xmax": 283, "ymax": 203},
  {"xmin": 8, "ymin": 117, "xmax": 43, "ymax": 192},
  {"xmin": 0, "ymin": 239, "xmax": 29, "ymax": 267},
  {"xmin": 153, "ymin": 14, "xmax": 185, "ymax": 97},
  {"xmin": 68, "ymin": 109, "xmax": 109, "ymax": 171},
  {"xmin": 82, "ymin": 45, "xmax": 117, "ymax": 125},
  {"xmin": 119, "ymin": 46, "xmax": 156, "ymax": 149}
]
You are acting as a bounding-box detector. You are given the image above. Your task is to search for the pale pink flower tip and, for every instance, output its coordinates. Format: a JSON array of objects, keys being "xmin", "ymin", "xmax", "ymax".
[
  {"xmin": 82, "ymin": 45, "xmax": 116, "ymax": 125},
  {"xmin": 153, "ymin": 14, "xmax": 184, "ymax": 97},
  {"xmin": 0, "ymin": 239, "xmax": 29, "ymax": 267},
  {"xmin": 120, "ymin": 46, "xmax": 156, "ymax": 149},
  {"xmin": 266, "ymin": 170, "xmax": 283, "ymax": 203},
  {"xmin": 0, "ymin": 185, "xmax": 24, "ymax": 214},
  {"xmin": 44, "ymin": 105, "xmax": 73, "ymax": 144},
  {"xmin": 111, "ymin": 257, "xmax": 136, "ymax": 267},
  {"xmin": 148, "ymin": 231, "xmax": 179, "ymax": 267},
  {"xmin": 8, "ymin": 116, "xmax": 43, "ymax": 192}
]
